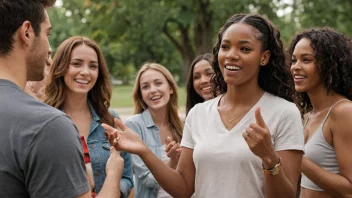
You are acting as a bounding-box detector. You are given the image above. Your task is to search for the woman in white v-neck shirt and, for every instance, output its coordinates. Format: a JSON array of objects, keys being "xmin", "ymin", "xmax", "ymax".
[{"xmin": 103, "ymin": 14, "xmax": 304, "ymax": 198}]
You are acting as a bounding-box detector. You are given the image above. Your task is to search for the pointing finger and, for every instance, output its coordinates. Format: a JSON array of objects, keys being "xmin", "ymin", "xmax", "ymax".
[{"xmin": 254, "ymin": 107, "xmax": 267, "ymax": 128}]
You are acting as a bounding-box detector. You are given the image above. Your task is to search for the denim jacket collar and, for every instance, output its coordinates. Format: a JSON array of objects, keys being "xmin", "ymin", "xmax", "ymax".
[
  {"xmin": 87, "ymin": 102, "xmax": 100, "ymax": 135},
  {"xmin": 142, "ymin": 108, "xmax": 155, "ymax": 128},
  {"xmin": 88, "ymin": 102, "xmax": 100, "ymax": 122}
]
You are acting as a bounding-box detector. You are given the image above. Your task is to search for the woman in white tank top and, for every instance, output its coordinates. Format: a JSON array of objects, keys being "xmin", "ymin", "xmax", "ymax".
[{"xmin": 289, "ymin": 28, "xmax": 352, "ymax": 198}]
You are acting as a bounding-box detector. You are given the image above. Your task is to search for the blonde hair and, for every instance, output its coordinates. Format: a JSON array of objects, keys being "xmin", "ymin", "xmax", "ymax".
[{"xmin": 132, "ymin": 63, "xmax": 183, "ymax": 143}]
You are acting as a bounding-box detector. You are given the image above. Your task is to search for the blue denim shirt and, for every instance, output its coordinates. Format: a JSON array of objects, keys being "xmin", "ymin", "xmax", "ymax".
[
  {"xmin": 62, "ymin": 104, "xmax": 134, "ymax": 197},
  {"xmin": 125, "ymin": 109, "xmax": 163, "ymax": 198}
]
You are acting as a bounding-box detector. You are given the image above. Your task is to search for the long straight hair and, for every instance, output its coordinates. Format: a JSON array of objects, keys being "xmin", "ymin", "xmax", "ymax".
[{"xmin": 132, "ymin": 63, "xmax": 183, "ymax": 143}]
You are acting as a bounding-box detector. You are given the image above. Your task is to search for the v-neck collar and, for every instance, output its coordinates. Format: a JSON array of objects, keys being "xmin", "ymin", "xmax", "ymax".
[{"xmin": 215, "ymin": 92, "xmax": 267, "ymax": 133}]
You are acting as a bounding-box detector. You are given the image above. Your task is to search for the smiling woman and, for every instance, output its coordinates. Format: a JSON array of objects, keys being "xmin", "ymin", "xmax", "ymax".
[
  {"xmin": 185, "ymin": 53, "xmax": 214, "ymax": 116},
  {"xmin": 125, "ymin": 62, "xmax": 183, "ymax": 198},
  {"xmin": 288, "ymin": 28, "xmax": 352, "ymax": 198},
  {"xmin": 101, "ymin": 14, "xmax": 304, "ymax": 198},
  {"xmin": 43, "ymin": 36, "xmax": 134, "ymax": 198}
]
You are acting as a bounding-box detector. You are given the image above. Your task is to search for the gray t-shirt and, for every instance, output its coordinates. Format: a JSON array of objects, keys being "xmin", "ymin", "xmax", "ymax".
[{"xmin": 0, "ymin": 79, "xmax": 90, "ymax": 197}]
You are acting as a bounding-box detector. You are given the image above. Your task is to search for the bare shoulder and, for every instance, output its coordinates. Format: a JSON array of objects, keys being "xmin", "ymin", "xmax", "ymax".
[
  {"xmin": 330, "ymin": 100, "xmax": 352, "ymax": 118},
  {"xmin": 330, "ymin": 100, "xmax": 352, "ymax": 135}
]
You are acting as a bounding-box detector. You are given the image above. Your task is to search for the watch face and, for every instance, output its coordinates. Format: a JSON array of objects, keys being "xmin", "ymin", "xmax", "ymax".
[{"xmin": 271, "ymin": 165, "xmax": 281, "ymax": 175}]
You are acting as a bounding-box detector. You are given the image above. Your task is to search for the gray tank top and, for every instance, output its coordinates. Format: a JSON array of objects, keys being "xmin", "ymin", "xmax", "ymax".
[{"xmin": 301, "ymin": 99, "xmax": 348, "ymax": 191}]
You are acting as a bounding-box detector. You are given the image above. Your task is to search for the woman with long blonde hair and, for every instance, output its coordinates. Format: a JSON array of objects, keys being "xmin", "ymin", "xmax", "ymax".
[
  {"xmin": 125, "ymin": 63, "xmax": 183, "ymax": 198},
  {"xmin": 44, "ymin": 36, "xmax": 133, "ymax": 197}
]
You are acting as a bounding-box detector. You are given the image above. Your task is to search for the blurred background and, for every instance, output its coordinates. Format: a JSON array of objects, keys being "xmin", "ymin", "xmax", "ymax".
[{"xmin": 48, "ymin": 0, "xmax": 352, "ymax": 119}]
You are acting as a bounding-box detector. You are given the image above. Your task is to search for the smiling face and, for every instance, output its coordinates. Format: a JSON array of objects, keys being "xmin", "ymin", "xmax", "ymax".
[
  {"xmin": 139, "ymin": 69, "xmax": 173, "ymax": 111},
  {"xmin": 290, "ymin": 38, "xmax": 322, "ymax": 93},
  {"xmin": 217, "ymin": 23, "xmax": 269, "ymax": 87},
  {"xmin": 64, "ymin": 44, "xmax": 99, "ymax": 96},
  {"xmin": 192, "ymin": 60, "xmax": 214, "ymax": 100}
]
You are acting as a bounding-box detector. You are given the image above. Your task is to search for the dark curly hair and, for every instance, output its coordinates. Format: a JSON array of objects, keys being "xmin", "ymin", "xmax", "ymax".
[
  {"xmin": 287, "ymin": 27, "xmax": 352, "ymax": 115},
  {"xmin": 185, "ymin": 53, "xmax": 213, "ymax": 116},
  {"xmin": 211, "ymin": 14, "xmax": 293, "ymax": 102}
]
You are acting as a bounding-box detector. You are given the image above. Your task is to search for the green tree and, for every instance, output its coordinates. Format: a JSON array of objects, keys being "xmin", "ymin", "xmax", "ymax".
[
  {"xmin": 291, "ymin": 0, "xmax": 352, "ymax": 34},
  {"xmin": 52, "ymin": 0, "xmax": 352, "ymax": 84},
  {"xmin": 81, "ymin": 0, "xmax": 288, "ymax": 83}
]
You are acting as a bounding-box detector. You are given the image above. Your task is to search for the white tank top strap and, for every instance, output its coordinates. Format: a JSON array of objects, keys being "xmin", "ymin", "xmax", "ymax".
[{"xmin": 322, "ymin": 99, "xmax": 349, "ymax": 124}]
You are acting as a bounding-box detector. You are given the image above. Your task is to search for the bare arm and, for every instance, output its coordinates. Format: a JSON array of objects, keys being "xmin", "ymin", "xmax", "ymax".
[
  {"xmin": 301, "ymin": 103, "xmax": 352, "ymax": 197},
  {"xmin": 102, "ymin": 119, "xmax": 195, "ymax": 198},
  {"xmin": 262, "ymin": 150, "xmax": 303, "ymax": 198}
]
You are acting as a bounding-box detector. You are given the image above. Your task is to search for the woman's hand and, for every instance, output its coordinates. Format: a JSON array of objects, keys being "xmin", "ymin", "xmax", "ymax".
[
  {"xmin": 165, "ymin": 137, "xmax": 182, "ymax": 169},
  {"xmin": 243, "ymin": 107, "xmax": 279, "ymax": 168},
  {"xmin": 102, "ymin": 118, "xmax": 147, "ymax": 156}
]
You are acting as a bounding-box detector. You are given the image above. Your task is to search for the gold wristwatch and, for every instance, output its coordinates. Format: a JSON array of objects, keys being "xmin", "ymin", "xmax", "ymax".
[{"xmin": 262, "ymin": 157, "xmax": 281, "ymax": 176}]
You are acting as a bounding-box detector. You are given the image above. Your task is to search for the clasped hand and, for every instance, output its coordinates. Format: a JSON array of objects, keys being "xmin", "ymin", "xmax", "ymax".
[{"xmin": 165, "ymin": 137, "xmax": 182, "ymax": 169}]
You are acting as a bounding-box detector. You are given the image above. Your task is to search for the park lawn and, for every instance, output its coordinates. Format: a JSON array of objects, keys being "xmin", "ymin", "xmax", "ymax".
[{"xmin": 111, "ymin": 85, "xmax": 186, "ymax": 108}]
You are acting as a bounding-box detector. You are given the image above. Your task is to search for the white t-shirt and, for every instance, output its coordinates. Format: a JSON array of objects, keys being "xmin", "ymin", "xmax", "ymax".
[{"xmin": 181, "ymin": 92, "xmax": 304, "ymax": 198}]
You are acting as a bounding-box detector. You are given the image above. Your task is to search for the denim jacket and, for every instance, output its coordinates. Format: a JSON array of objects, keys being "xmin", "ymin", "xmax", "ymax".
[
  {"xmin": 125, "ymin": 109, "xmax": 164, "ymax": 198},
  {"xmin": 62, "ymin": 103, "xmax": 134, "ymax": 197}
]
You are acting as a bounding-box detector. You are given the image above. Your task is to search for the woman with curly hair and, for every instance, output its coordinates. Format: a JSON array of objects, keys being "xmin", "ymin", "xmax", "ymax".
[
  {"xmin": 288, "ymin": 28, "xmax": 352, "ymax": 198},
  {"xmin": 185, "ymin": 53, "xmax": 214, "ymax": 116},
  {"xmin": 102, "ymin": 14, "xmax": 304, "ymax": 198},
  {"xmin": 44, "ymin": 36, "xmax": 133, "ymax": 197}
]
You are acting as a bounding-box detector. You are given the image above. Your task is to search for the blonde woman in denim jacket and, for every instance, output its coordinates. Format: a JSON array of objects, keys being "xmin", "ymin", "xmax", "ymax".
[{"xmin": 125, "ymin": 63, "xmax": 183, "ymax": 198}]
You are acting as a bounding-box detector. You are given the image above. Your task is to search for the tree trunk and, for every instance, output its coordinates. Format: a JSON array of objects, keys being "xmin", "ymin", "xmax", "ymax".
[
  {"xmin": 194, "ymin": 0, "xmax": 213, "ymax": 55},
  {"xmin": 180, "ymin": 51, "xmax": 193, "ymax": 85}
]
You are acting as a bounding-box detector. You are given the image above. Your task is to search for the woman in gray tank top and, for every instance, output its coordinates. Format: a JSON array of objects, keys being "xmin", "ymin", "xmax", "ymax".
[{"xmin": 288, "ymin": 28, "xmax": 352, "ymax": 198}]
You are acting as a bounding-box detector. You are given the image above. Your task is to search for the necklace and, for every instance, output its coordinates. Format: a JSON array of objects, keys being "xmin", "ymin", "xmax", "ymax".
[{"xmin": 223, "ymin": 94, "xmax": 253, "ymax": 123}]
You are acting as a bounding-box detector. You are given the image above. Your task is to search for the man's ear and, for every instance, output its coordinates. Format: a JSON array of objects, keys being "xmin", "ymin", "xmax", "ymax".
[
  {"xmin": 19, "ymin": 21, "xmax": 33, "ymax": 47},
  {"xmin": 260, "ymin": 50, "xmax": 271, "ymax": 66}
]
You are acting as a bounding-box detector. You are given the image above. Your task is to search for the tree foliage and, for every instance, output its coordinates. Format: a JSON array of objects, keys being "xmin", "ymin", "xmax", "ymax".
[{"xmin": 48, "ymin": 0, "xmax": 352, "ymax": 84}]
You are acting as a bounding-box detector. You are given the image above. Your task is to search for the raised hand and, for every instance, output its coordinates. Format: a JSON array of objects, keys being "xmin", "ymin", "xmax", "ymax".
[
  {"xmin": 102, "ymin": 118, "xmax": 147, "ymax": 155},
  {"xmin": 165, "ymin": 136, "xmax": 182, "ymax": 169},
  {"xmin": 105, "ymin": 146, "xmax": 124, "ymax": 178},
  {"xmin": 242, "ymin": 107, "xmax": 279, "ymax": 168}
]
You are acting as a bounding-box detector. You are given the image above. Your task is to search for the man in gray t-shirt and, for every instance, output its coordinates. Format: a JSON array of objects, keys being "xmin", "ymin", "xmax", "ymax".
[
  {"xmin": 0, "ymin": 79, "xmax": 90, "ymax": 197},
  {"xmin": 0, "ymin": 1, "xmax": 123, "ymax": 197}
]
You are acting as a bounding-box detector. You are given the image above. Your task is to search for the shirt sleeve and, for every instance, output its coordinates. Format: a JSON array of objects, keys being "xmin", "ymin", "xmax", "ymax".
[
  {"xmin": 125, "ymin": 120, "xmax": 159, "ymax": 189},
  {"xmin": 274, "ymin": 104, "xmax": 305, "ymax": 152},
  {"xmin": 180, "ymin": 108, "xmax": 195, "ymax": 149},
  {"xmin": 24, "ymin": 115, "xmax": 90, "ymax": 198}
]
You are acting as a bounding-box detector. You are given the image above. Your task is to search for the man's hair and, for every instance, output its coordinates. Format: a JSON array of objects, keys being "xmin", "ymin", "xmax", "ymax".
[{"xmin": 0, "ymin": 0, "xmax": 56, "ymax": 56}]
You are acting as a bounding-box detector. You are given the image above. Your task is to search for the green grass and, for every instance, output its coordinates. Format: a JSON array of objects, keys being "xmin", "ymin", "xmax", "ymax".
[{"xmin": 111, "ymin": 85, "xmax": 186, "ymax": 108}]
